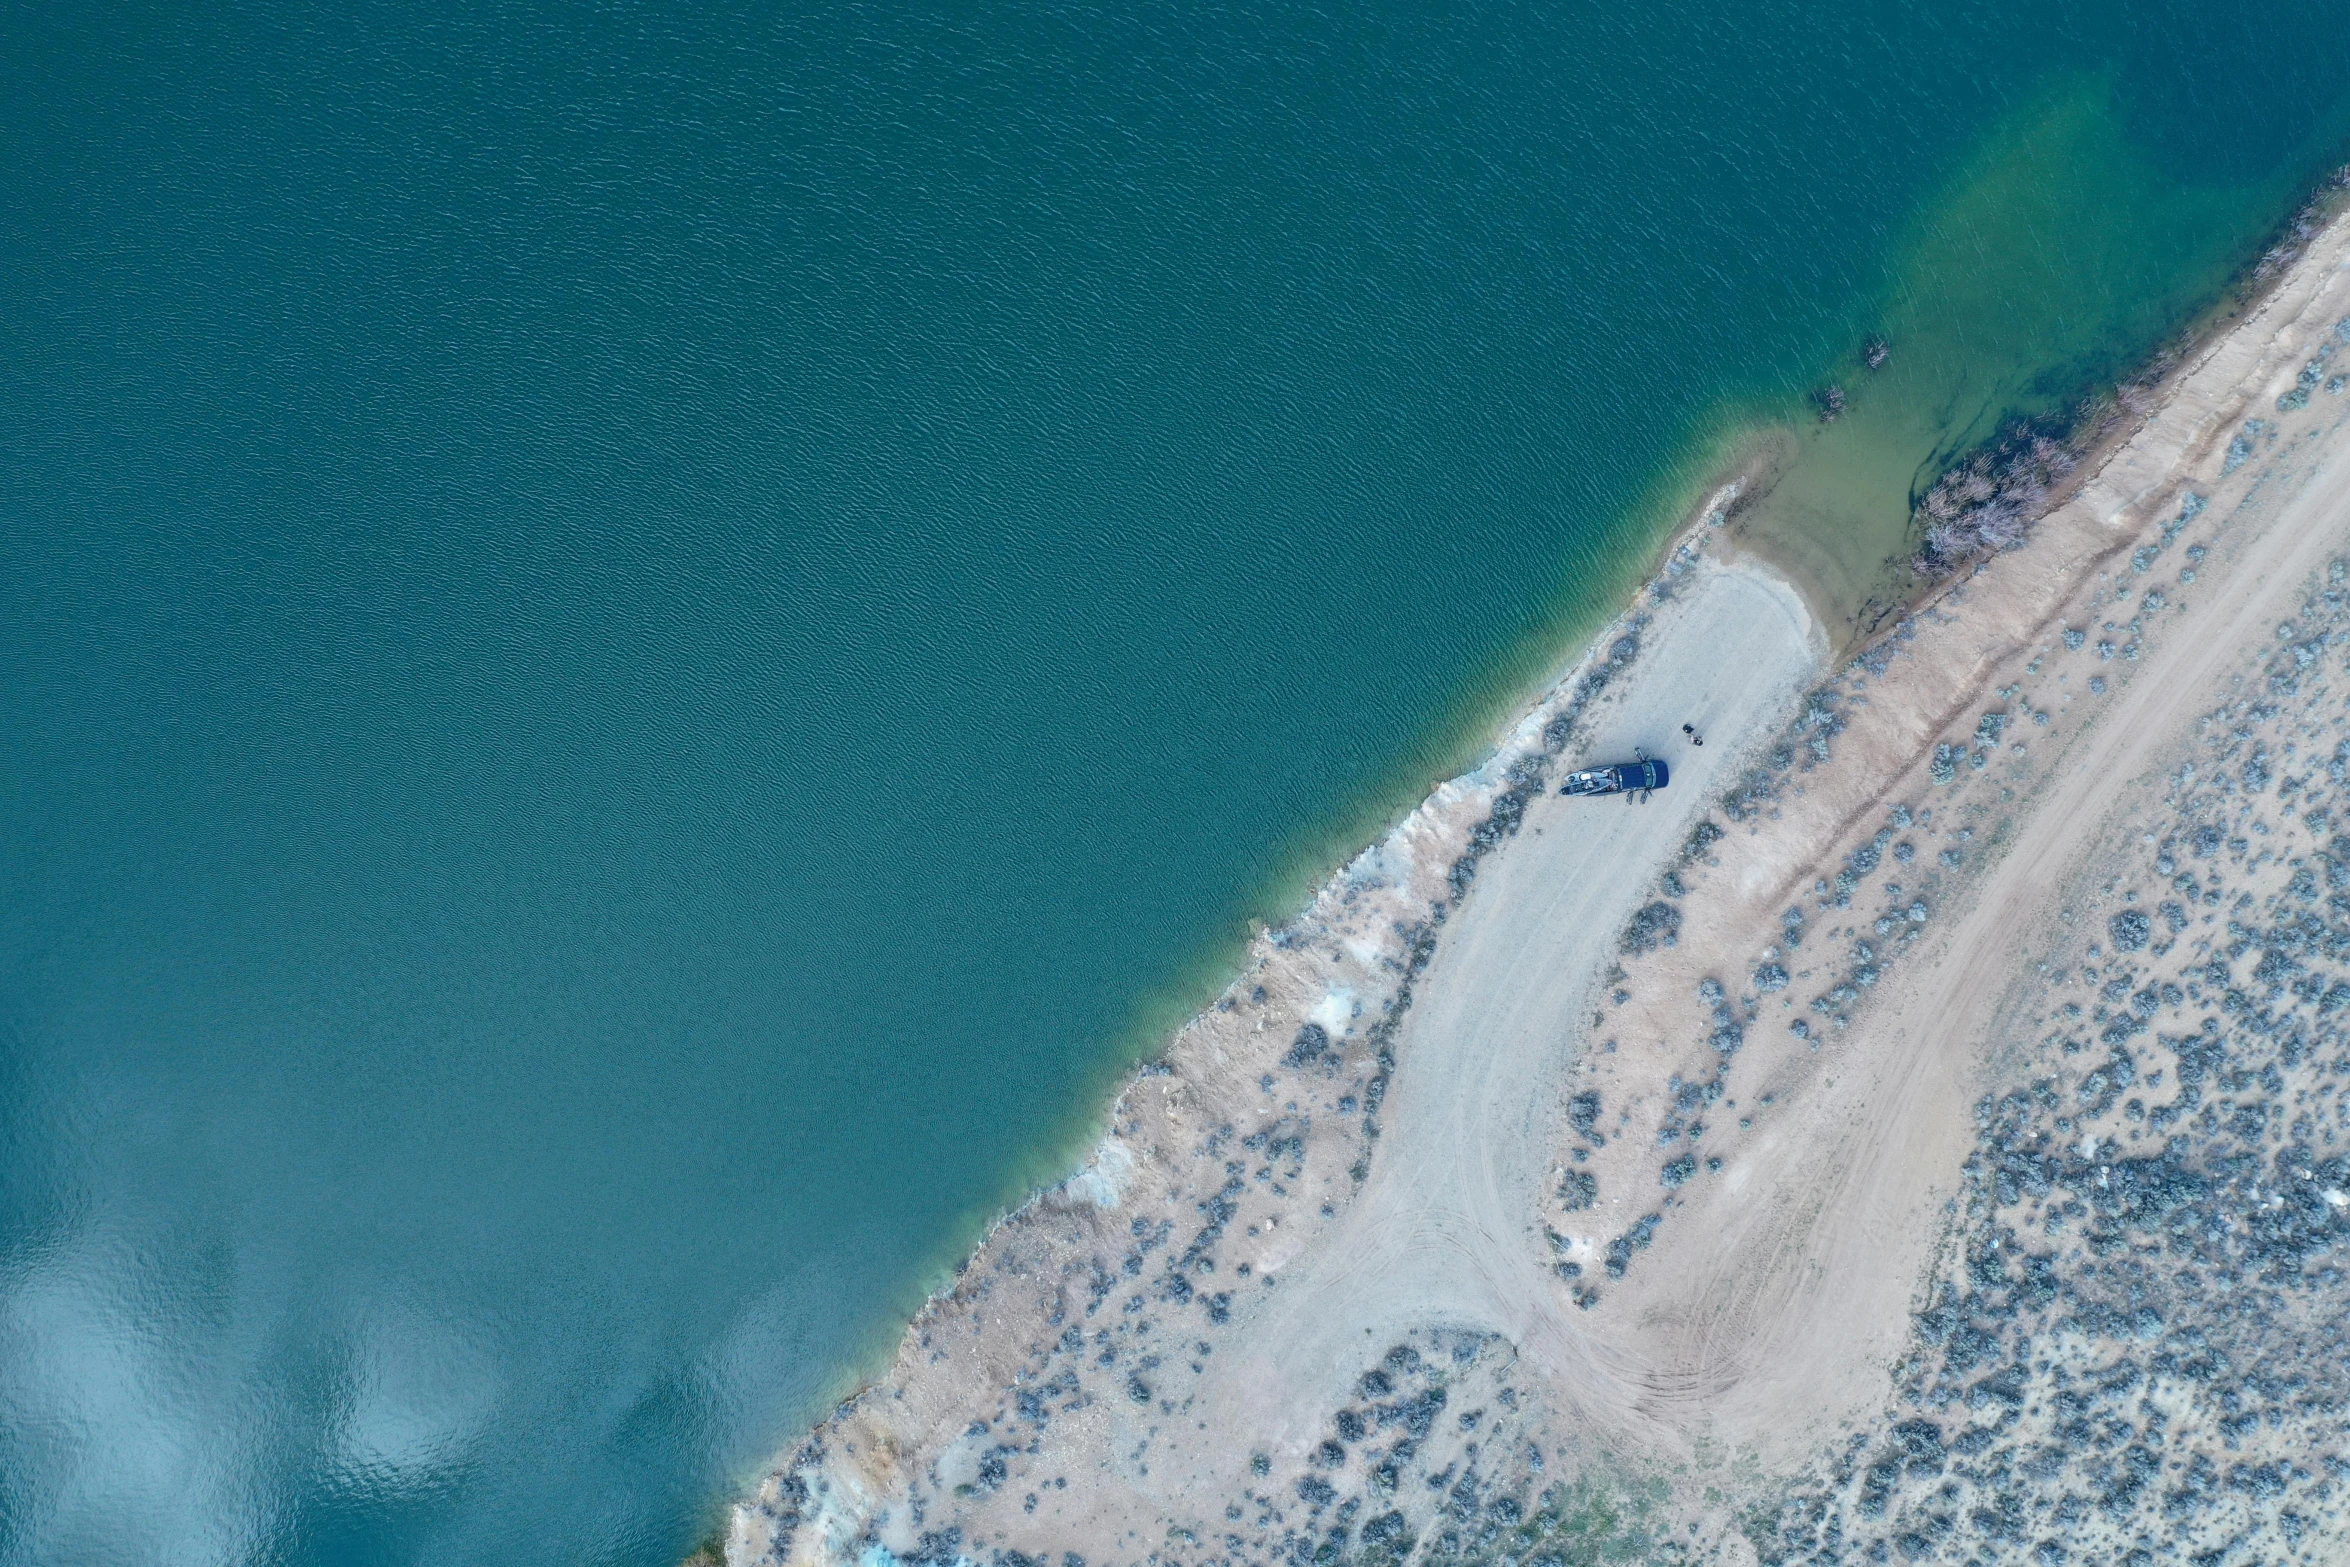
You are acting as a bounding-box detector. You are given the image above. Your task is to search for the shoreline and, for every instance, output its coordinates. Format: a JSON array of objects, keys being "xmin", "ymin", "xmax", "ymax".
[
  {"xmin": 728, "ymin": 500, "xmax": 1829, "ymax": 1564},
  {"xmin": 676, "ymin": 401, "xmax": 1799, "ymax": 1567},
  {"xmin": 722, "ymin": 179, "xmax": 2350, "ymax": 1567},
  {"xmin": 779, "ymin": 148, "xmax": 2350, "ymax": 1422}
]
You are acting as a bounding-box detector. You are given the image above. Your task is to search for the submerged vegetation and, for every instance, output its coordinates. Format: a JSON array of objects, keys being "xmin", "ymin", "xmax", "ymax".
[{"xmin": 1911, "ymin": 415, "xmax": 2080, "ymax": 575}]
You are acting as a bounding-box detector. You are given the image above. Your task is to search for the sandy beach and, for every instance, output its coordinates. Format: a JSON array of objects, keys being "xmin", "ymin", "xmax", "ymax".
[{"xmin": 727, "ymin": 200, "xmax": 2350, "ymax": 1567}]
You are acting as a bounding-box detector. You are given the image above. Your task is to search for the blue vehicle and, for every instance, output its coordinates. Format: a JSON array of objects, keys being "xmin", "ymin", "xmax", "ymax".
[{"xmin": 1558, "ymin": 754, "xmax": 1669, "ymax": 800}]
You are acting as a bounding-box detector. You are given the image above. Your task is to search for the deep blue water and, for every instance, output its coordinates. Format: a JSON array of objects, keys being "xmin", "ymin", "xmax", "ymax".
[{"xmin": 6, "ymin": 3, "xmax": 2350, "ymax": 1563}]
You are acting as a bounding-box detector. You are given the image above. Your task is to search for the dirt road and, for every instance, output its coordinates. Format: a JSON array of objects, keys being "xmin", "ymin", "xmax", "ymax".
[{"xmin": 1140, "ymin": 558, "xmax": 1824, "ymax": 1499}]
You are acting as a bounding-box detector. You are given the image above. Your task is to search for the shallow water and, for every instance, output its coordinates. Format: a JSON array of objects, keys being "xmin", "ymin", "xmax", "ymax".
[
  {"xmin": 5, "ymin": 4, "xmax": 2350, "ymax": 1564},
  {"xmin": 1732, "ymin": 76, "xmax": 2336, "ymax": 635}
]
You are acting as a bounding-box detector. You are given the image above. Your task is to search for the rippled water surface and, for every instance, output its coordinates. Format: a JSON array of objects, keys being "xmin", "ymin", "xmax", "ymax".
[{"xmin": 7, "ymin": 3, "xmax": 2350, "ymax": 1563}]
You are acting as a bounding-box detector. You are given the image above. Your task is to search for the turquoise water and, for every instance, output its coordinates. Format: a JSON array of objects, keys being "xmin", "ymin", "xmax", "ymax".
[{"xmin": 6, "ymin": 4, "xmax": 2350, "ymax": 1564}]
